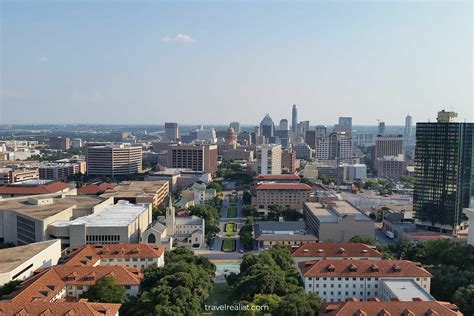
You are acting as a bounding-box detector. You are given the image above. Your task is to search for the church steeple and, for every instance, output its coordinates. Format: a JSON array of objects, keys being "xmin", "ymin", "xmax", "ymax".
[{"xmin": 165, "ymin": 197, "xmax": 175, "ymax": 236}]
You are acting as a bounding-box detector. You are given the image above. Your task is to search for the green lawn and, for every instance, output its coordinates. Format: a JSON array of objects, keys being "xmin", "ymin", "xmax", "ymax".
[
  {"xmin": 229, "ymin": 195, "xmax": 237, "ymax": 204},
  {"xmin": 227, "ymin": 207, "xmax": 237, "ymax": 218},
  {"xmin": 202, "ymin": 283, "xmax": 235, "ymax": 316},
  {"xmin": 221, "ymin": 239, "xmax": 236, "ymax": 252},
  {"xmin": 225, "ymin": 222, "xmax": 237, "ymax": 233}
]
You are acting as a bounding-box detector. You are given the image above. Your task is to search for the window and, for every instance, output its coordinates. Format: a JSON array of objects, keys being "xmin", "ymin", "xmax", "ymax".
[
  {"xmin": 360, "ymin": 292, "xmax": 363, "ymax": 295},
  {"xmin": 308, "ymin": 277, "xmax": 312, "ymax": 280},
  {"xmin": 345, "ymin": 277, "xmax": 349, "ymax": 281},
  {"xmin": 330, "ymin": 284, "xmax": 334, "ymax": 288},
  {"xmin": 338, "ymin": 277, "xmax": 342, "ymax": 280},
  {"xmin": 330, "ymin": 277, "xmax": 334, "ymax": 281}
]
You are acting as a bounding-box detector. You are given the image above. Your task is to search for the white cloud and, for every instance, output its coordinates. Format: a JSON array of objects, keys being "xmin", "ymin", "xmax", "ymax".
[
  {"xmin": 161, "ymin": 33, "xmax": 195, "ymax": 43},
  {"xmin": 38, "ymin": 56, "xmax": 49, "ymax": 63}
]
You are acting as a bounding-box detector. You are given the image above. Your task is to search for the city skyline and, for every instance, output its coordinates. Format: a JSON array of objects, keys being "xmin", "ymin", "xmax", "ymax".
[{"xmin": 1, "ymin": 1, "xmax": 472, "ymax": 125}]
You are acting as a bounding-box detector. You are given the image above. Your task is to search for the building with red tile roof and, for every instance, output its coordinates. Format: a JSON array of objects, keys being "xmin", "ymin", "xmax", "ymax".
[
  {"xmin": 253, "ymin": 182, "xmax": 312, "ymax": 209},
  {"xmin": 320, "ymin": 298, "xmax": 462, "ymax": 316},
  {"xmin": 61, "ymin": 243, "xmax": 165, "ymax": 269},
  {"xmin": 77, "ymin": 183, "xmax": 117, "ymax": 195},
  {"xmin": 254, "ymin": 174, "xmax": 301, "ymax": 182},
  {"xmin": 0, "ymin": 300, "xmax": 121, "ymax": 316},
  {"xmin": 298, "ymin": 259, "xmax": 432, "ymax": 303},
  {"xmin": 290, "ymin": 243, "xmax": 383, "ymax": 263},
  {"xmin": 0, "ymin": 180, "xmax": 71, "ymax": 198}
]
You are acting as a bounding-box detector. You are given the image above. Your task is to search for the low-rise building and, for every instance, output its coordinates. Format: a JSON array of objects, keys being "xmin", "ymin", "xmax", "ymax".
[
  {"xmin": 253, "ymin": 183, "xmax": 312, "ymax": 210},
  {"xmin": 38, "ymin": 162, "xmax": 82, "ymax": 181},
  {"xmin": 0, "ymin": 180, "xmax": 72, "ymax": 198},
  {"xmin": 0, "ymin": 240, "xmax": 62, "ymax": 286},
  {"xmin": 62, "ymin": 243, "xmax": 165, "ymax": 269},
  {"xmin": 375, "ymin": 155, "xmax": 407, "ymax": 180},
  {"xmin": 77, "ymin": 182, "xmax": 117, "ymax": 195},
  {"xmin": 290, "ymin": 242, "xmax": 383, "ymax": 263},
  {"xmin": 299, "ymin": 259, "xmax": 432, "ymax": 302},
  {"xmin": 48, "ymin": 200, "xmax": 152, "ymax": 247},
  {"xmin": 304, "ymin": 201, "xmax": 374, "ymax": 242},
  {"xmin": 0, "ymin": 301, "xmax": 121, "ymax": 316},
  {"xmin": 254, "ymin": 221, "xmax": 317, "ymax": 250},
  {"xmin": 146, "ymin": 168, "xmax": 212, "ymax": 189},
  {"xmin": 100, "ymin": 181, "xmax": 169, "ymax": 207},
  {"xmin": 0, "ymin": 168, "xmax": 39, "ymax": 184}
]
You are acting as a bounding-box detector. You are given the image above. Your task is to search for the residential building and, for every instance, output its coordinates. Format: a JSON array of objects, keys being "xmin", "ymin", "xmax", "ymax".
[
  {"xmin": 374, "ymin": 155, "xmax": 407, "ymax": 180},
  {"xmin": 299, "ymin": 259, "xmax": 432, "ymax": 302},
  {"xmin": 164, "ymin": 122, "xmax": 179, "ymax": 141},
  {"xmin": 100, "ymin": 181, "xmax": 169, "ymax": 207},
  {"xmin": 38, "ymin": 162, "xmax": 82, "ymax": 181},
  {"xmin": 0, "ymin": 240, "xmax": 61, "ymax": 285},
  {"xmin": 0, "ymin": 180, "xmax": 72, "ymax": 198},
  {"xmin": 281, "ymin": 148, "xmax": 297, "ymax": 174},
  {"xmin": 254, "ymin": 183, "xmax": 312, "ymax": 209},
  {"xmin": 71, "ymin": 138, "xmax": 83, "ymax": 149},
  {"xmin": 86, "ymin": 143, "xmax": 143, "ymax": 177},
  {"xmin": 319, "ymin": 299, "xmax": 462, "ymax": 316},
  {"xmin": 61, "ymin": 243, "xmax": 165, "ymax": 269},
  {"xmin": 253, "ymin": 221, "xmax": 317, "ymax": 250},
  {"xmin": 167, "ymin": 144, "xmax": 218, "ymax": 175},
  {"xmin": 414, "ymin": 110, "xmax": 473, "ymax": 234},
  {"xmin": 374, "ymin": 134, "xmax": 403, "ymax": 159},
  {"xmin": 48, "ymin": 200, "xmax": 152, "ymax": 247},
  {"xmin": 0, "ymin": 301, "xmax": 121, "ymax": 316},
  {"xmin": 290, "ymin": 242, "xmax": 382, "ymax": 264},
  {"xmin": 304, "ymin": 201, "xmax": 374, "ymax": 242},
  {"xmin": 48, "ymin": 137, "xmax": 70, "ymax": 150},
  {"xmin": 256, "ymin": 144, "xmax": 282, "ymax": 175}
]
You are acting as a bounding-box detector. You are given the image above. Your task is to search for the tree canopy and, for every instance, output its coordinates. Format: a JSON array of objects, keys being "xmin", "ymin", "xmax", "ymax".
[{"xmin": 80, "ymin": 277, "xmax": 126, "ymax": 304}]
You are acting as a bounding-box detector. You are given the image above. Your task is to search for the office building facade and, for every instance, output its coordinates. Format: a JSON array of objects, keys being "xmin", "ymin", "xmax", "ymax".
[
  {"xmin": 86, "ymin": 144, "xmax": 142, "ymax": 177},
  {"xmin": 167, "ymin": 144, "xmax": 218, "ymax": 175}
]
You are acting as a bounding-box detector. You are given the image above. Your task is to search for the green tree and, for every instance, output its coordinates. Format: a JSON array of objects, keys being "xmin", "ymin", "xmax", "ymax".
[
  {"xmin": 318, "ymin": 175, "xmax": 332, "ymax": 185},
  {"xmin": 240, "ymin": 224, "xmax": 254, "ymax": 250},
  {"xmin": 428, "ymin": 266, "xmax": 474, "ymax": 301},
  {"xmin": 349, "ymin": 235, "xmax": 376, "ymax": 246},
  {"xmin": 452, "ymin": 284, "xmax": 474, "ymax": 316},
  {"xmin": 243, "ymin": 190, "xmax": 252, "ymax": 205},
  {"xmin": 0, "ymin": 280, "xmax": 21, "ymax": 297},
  {"xmin": 274, "ymin": 293, "xmax": 322, "ymax": 316},
  {"xmin": 207, "ymin": 181, "xmax": 223, "ymax": 193},
  {"xmin": 80, "ymin": 277, "xmax": 126, "ymax": 303}
]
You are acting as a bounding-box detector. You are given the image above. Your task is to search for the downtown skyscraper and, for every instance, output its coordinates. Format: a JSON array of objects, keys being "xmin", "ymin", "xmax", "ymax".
[
  {"xmin": 413, "ymin": 110, "xmax": 474, "ymax": 234},
  {"xmin": 292, "ymin": 104, "xmax": 298, "ymax": 133}
]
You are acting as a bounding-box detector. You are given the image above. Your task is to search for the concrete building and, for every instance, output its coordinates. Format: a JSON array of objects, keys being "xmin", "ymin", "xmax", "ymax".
[
  {"xmin": 279, "ymin": 119, "xmax": 289, "ymax": 131},
  {"xmin": 164, "ymin": 122, "xmax": 179, "ymax": 141},
  {"xmin": 378, "ymin": 121, "xmax": 386, "ymax": 134},
  {"xmin": 146, "ymin": 168, "xmax": 211, "ymax": 189},
  {"xmin": 344, "ymin": 163, "xmax": 367, "ymax": 181},
  {"xmin": 316, "ymin": 132, "xmax": 353, "ymax": 160},
  {"xmin": 304, "ymin": 201, "xmax": 374, "ymax": 242},
  {"xmin": 253, "ymin": 221, "xmax": 317, "ymax": 250},
  {"xmin": 256, "ymin": 144, "xmax": 282, "ymax": 175},
  {"xmin": 38, "ymin": 163, "xmax": 82, "ymax": 181},
  {"xmin": 220, "ymin": 147, "xmax": 254, "ymax": 161},
  {"xmin": 254, "ymin": 183, "xmax": 312, "ymax": 209},
  {"xmin": 167, "ymin": 144, "xmax": 218, "ymax": 176},
  {"xmin": 293, "ymin": 143, "xmax": 313, "ymax": 160},
  {"xmin": 374, "ymin": 134, "xmax": 403, "ymax": 159},
  {"xmin": 464, "ymin": 208, "xmax": 474, "ymax": 246},
  {"xmin": 225, "ymin": 127, "xmax": 237, "ymax": 145},
  {"xmin": 100, "ymin": 181, "xmax": 169, "ymax": 207},
  {"xmin": 48, "ymin": 200, "xmax": 152, "ymax": 247},
  {"xmin": 281, "ymin": 148, "xmax": 297, "ymax": 174},
  {"xmin": 48, "ymin": 137, "xmax": 70, "ymax": 150},
  {"xmin": 353, "ymin": 133, "xmax": 376, "ymax": 147},
  {"xmin": 71, "ymin": 138, "xmax": 82, "ymax": 149},
  {"xmin": 290, "ymin": 242, "xmax": 382, "ymax": 264},
  {"xmin": 62, "ymin": 243, "xmax": 165, "ymax": 269},
  {"xmin": 196, "ymin": 128, "xmax": 217, "ymax": 144},
  {"xmin": 260, "ymin": 114, "xmax": 275, "ymax": 140},
  {"xmin": 299, "ymin": 259, "xmax": 432, "ymax": 302},
  {"xmin": 375, "ymin": 155, "xmax": 407, "ymax": 180},
  {"xmin": 292, "ymin": 104, "xmax": 298, "ymax": 133},
  {"xmin": 333, "ymin": 117, "xmax": 352, "ymax": 136},
  {"xmin": 86, "ymin": 143, "xmax": 143, "ymax": 177},
  {"xmin": 0, "ymin": 168, "xmax": 39, "ymax": 184},
  {"xmin": 0, "ymin": 240, "xmax": 61, "ymax": 285}
]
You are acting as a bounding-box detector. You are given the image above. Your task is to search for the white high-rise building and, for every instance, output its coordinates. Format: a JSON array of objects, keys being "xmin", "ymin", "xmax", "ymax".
[{"xmin": 257, "ymin": 144, "xmax": 282, "ymax": 175}]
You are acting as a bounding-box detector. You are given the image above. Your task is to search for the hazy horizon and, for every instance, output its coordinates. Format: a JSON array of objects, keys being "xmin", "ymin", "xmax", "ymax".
[{"xmin": 1, "ymin": 1, "xmax": 472, "ymax": 125}]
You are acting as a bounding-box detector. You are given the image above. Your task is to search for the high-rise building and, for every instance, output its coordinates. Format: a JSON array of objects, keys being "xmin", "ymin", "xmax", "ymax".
[
  {"xmin": 281, "ymin": 148, "xmax": 297, "ymax": 174},
  {"xmin": 297, "ymin": 121, "xmax": 310, "ymax": 137},
  {"xmin": 404, "ymin": 114, "xmax": 413, "ymax": 144},
  {"xmin": 167, "ymin": 144, "xmax": 218, "ymax": 175},
  {"xmin": 48, "ymin": 137, "xmax": 70, "ymax": 150},
  {"xmin": 86, "ymin": 144, "xmax": 143, "ymax": 177},
  {"xmin": 316, "ymin": 132, "xmax": 352, "ymax": 160},
  {"xmin": 229, "ymin": 121, "xmax": 240, "ymax": 134},
  {"xmin": 315, "ymin": 125, "xmax": 327, "ymax": 138},
  {"xmin": 260, "ymin": 114, "xmax": 275, "ymax": 140},
  {"xmin": 71, "ymin": 138, "xmax": 82, "ymax": 149},
  {"xmin": 305, "ymin": 130, "xmax": 317, "ymax": 149},
  {"xmin": 374, "ymin": 135, "xmax": 403, "ymax": 158},
  {"xmin": 164, "ymin": 122, "xmax": 179, "ymax": 141},
  {"xmin": 256, "ymin": 144, "xmax": 282, "ymax": 175},
  {"xmin": 292, "ymin": 104, "xmax": 298, "ymax": 133},
  {"xmin": 378, "ymin": 121, "xmax": 386, "ymax": 135},
  {"xmin": 279, "ymin": 119, "xmax": 289, "ymax": 131},
  {"xmin": 413, "ymin": 110, "xmax": 474, "ymax": 234},
  {"xmin": 334, "ymin": 117, "xmax": 352, "ymax": 136}
]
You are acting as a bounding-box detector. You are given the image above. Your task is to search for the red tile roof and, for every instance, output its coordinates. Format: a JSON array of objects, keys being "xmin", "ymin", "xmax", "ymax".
[
  {"xmin": 298, "ymin": 259, "xmax": 432, "ymax": 278},
  {"xmin": 291, "ymin": 243, "xmax": 383, "ymax": 259},
  {"xmin": 254, "ymin": 174, "xmax": 301, "ymax": 181},
  {"xmin": 0, "ymin": 301, "xmax": 121, "ymax": 316},
  {"xmin": 62, "ymin": 243, "xmax": 165, "ymax": 266},
  {"xmin": 77, "ymin": 183, "xmax": 117, "ymax": 195},
  {"xmin": 0, "ymin": 182, "xmax": 70, "ymax": 195},
  {"xmin": 256, "ymin": 183, "xmax": 312, "ymax": 190},
  {"xmin": 320, "ymin": 299, "xmax": 462, "ymax": 316}
]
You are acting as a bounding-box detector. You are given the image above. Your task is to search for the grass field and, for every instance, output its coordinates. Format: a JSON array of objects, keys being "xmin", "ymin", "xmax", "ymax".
[
  {"xmin": 229, "ymin": 195, "xmax": 237, "ymax": 204},
  {"xmin": 202, "ymin": 283, "xmax": 235, "ymax": 316},
  {"xmin": 225, "ymin": 222, "xmax": 237, "ymax": 233},
  {"xmin": 221, "ymin": 239, "xmax": 236, "ymax": 252},
  {"xmin": 227, "ymin": 207, "xmax": 237, "ymax": 217}
]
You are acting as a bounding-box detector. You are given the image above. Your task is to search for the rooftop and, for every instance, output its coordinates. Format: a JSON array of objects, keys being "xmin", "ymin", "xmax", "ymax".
[
  {"xmin": 254, "ymin": 174, "xmax": 301, "ymax": 181},
  {"xmin": 0, "ymin": 301, "xmax": 122, "ymax": 316},
  {"xmin": 304, "ymin": 201, "xmax": 372, "ymax": 222},
  {"xmin": 254, "ymin": 221, "xmax": 316, "ymax": 241},
  {"xmin": 50, "ymin": 200, "xmax": 148, "ymax": 227},
  {"xmin": 100, "ymin": 181, "xmax": 168, "ymax": 198},
  {"xmin": 77, "ymin": 183, "xmax": 117, "ymax": 195},
  {"xmin": 381, "ymin": 279, "xmax": 434, "ymax": 301},
  {"xmin": 290, "ymin": 242, "xmax": 382, "ymax": 259},
  {"xmin": 299, "ymin": 259, "xmax": 432, "ymax": 278},
  {"xmin": 256, "ymin": 183, "xmax": 312, "ymax": 190},
  {"xmin": 0, "ymin": 240, "xmax": 60, "ymax": 274}
]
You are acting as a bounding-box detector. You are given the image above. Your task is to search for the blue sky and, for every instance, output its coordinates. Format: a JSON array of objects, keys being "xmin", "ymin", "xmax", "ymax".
[{"xmin": 1, "ymin": 0, "xmax": 472, "ymax": 125}]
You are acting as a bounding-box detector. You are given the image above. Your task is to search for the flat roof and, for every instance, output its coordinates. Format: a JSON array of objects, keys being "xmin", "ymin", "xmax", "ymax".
[
  {"xmin": 381, "ymin": 279, "xmax": 434, "ymax": 301},
  {"xmin": 100, "ymin": 181, "xmax": 168, "ymax": 197},
  {"xmin": 304, "ymin": 201, "xmax": 372, "ymax": 222},
  {"xmin": 0, "ymin": 240, "xmax": 59, "ymax": 274},
  {"xmin": 256, "ymin": 183, "xmax": 312, "ymax": 190},
  {"xmin": 0, "ymin": 195, "xmax": 108, "ymax": 220},
  {"xmin": 50, "ymin": 200, "xmax": 148, "ymax": 227}
]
